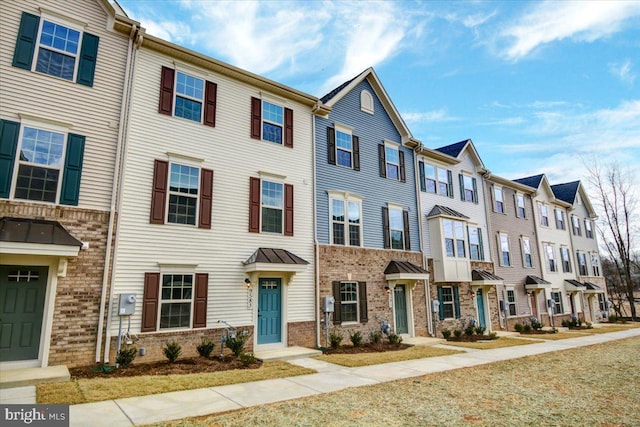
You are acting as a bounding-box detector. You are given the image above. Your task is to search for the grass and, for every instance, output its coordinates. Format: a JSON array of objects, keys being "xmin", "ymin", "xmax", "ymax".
[
  {"xmin": 441, "ymin": 336, "xmax": 541, "ymax": 349},
  {"xmin": 157, "ymin": 336, "xmax": 640, "ymax": 427},
  {"xmin": 529, "ymin": 331, "xmax": 593, "ymax": 340},
  {"xmin": 36, "ymin": 361, "xmax": 314, "ymax": 405},
  {"xmin": 313, "ymin": 345, "xmax": 462, "ymax": 367}
]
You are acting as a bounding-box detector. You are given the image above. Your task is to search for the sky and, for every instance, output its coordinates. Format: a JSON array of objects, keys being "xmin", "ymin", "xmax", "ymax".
[{"xmin": 117, "ymin": 0, "xmax": 640, "ymax": 195}]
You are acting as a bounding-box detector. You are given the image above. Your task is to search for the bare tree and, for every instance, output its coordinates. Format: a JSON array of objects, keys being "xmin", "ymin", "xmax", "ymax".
[{"xmin": 585, "ymin": 161, "xmax": 638, "ymax": 321}]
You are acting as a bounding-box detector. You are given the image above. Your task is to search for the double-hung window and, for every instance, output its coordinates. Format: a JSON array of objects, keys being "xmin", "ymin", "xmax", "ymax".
[
  {"xmin": 159, "ymin": 67, "xmax": 217, "ymax": 126},
  {"xmin": 385, "ymin": 144, "xmax": 400, "ymax": 180},
  {"xmin": 383, "ymin": 204, "xmax": 410, "ymax": 250},
  {"xmin": 460, "ymin": 174, "xmax": 477, "ymax": 203},
  {"xmin": 160, "ymin": 274, "xmax": 193, "ymax": 329},
  {"xmin": 336, "ymin": 130, "xmax": 353, "ymax": 168},
  {"xmin": 597, "ymin": 293, "xmax": 606, "ymax": 311},
  {"xmin": 585, "ymin": 220, "xmax": 594, "ymax": 238},
  {"xmin": 262, "ymin": 101, "xmax": 284, "ymax": 144},
  {"xmin": 560, "ymin": 247, "xmax": 571, "ymax": 273},
  {"xmin": 419, "ymin": 162, "xmax": 452, "ymax": 196},
  {"xmin": 327, "ymin": 125, "xmax": 359, "ymax": 169},
  {"xmin": 499, "ymin": 233, "xmax": 511, "ymax": 266},
  {"xmin": 539, "ymin": 203, "xmax": 549, "ymax": 227},
  {"xmin": 444, "ymin": 219, "xmax": 465, "ymax": 258},
  {"xmin": 261, "ymin": 180, "xmax": 284, "ymax": 233},
  {"xmin": 250, "ymin": 97, "xmax": 293, "ymax": 147},
  {"xmin": 494, "ymin": 186, "xmax": 504, "ymax": 213},
  {"xmin": 572, "ymin": 216, "xmax": 581, "ymax": 236},
  {"xmin": 551, "ymin": 291, "xmax": 563, "ymax": 314},
  {"xmin": 380, "ymin": 141, "xmax": 404, "ymax": 181},
  {"xmin": 522, "ymin": 236, "xmax": 533, "ymax": 268},
  {"xmin": 516, "ymin": 193, "xmax": 526, "ymax": 218},
  {"xmin": 174, "ymin": 72, "xmax": 204, "ymax": 122},
  {"xmin": 330, "ymin": 193, "xmax": 362, "ymax": 246},
  {"xmin": 468, "ymin": 227, "xmax": 483, "ymax": 261},
  {"xmin": 577, "ymin": 252, "xmax": 588, "ymax": 276},
  {"xmin": 389, "ymin": 206, "xmax": 405, "ymax": 250},
  {"xmin": 248, "ymin": 176, "xmax": 294, "ymax": 235},
  {"xmin": 507, "ymin": 289, "xmax": 517, "ymax": 316},
  {"xmin": 340, "ymin": 282, "xmax": 358, "ymax": 323},
  {"xmin": 437, "ymin": 285, "xmax": 460, "ymax": 320},
  {"xmin": 168, "ymin": 163, "xmax": 200, "ymax": 225},
  {"xmin": 555, "ymin": 209, "xmax": 565, "ymax": 230},
  {"xmin": 35, "ymin": 19, "xmax": 81, "ymax": 81},
  {"xmin": 544, "ymin": 243, "xmax": 557, "ymax": 272},
  {"xmin": 591, "ymin": 253, "xmax": 600, "ymax": 276}
]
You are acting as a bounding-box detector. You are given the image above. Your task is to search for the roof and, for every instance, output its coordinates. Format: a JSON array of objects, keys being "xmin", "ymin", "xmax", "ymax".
[
  {"xmin": 472, "ymin": 269, "xmax": 503, "ymax": 281},
  {"xmin": 242, "ymin": 248, "xmax": 309, "ymax": 265},
  {"xmin": 513, "ymin": 174, "xmax": 545, "ymax": 189},
  {"xmin": 526, "ymin": 275, "xmax": 551, "ymax": 285},
  {"xmin": 320, "ymin": 75, "xmax": 358, "ymax": 103},
  {"xmin": 0, "ymin": 217, "xmax": 82, "ymax": 247},
  {"xmin": 565, "ymin": 279, "xmax": 587, "ymax": 291},
  {"xmin": 551, "ymin": 181, "xmax": 580, "ymax": 204},
  {"xmin": 426, "ymin": 205, "xmax": 469, "ymax": 219},
  {"xmin": 435, "ymin": 140, "xmax": 470, "ymax": 158},
  {"xmin": 583, "ymin": 282, "xmax": 602, "ymax": 291},
  {"xmin": 384, "ymin": 259, "xmax": 429, "ymax": 275}
]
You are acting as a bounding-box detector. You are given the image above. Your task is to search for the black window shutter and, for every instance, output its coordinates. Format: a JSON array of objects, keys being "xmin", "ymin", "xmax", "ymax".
[
  {"xmin": 248, "ymin": 177, "xmax": 261, "ymax": 232},
  {"xmin": 459, "ymin": 174, "xmax": 465, "ymax": 201},
  {"xmin": 284, "ymin": 183, "xmax": 294, "ymax": 236},
  {"xmin": 150, "ymin": 160, "xmax": 168, "ymax": 224},
  {"xmin": 399, "ymin": 150, "xmax": 406, "ymax": 182},
  {"xmin": 437, "ymin": 286, "xmax": 445, "ymax": 320},
  {"xmin": 59, "ymin": 133, "xmax": 85, "ymax": 206},
  {"xmin": 478, "ymin": 227, "xmax": 484, "ymax": 260},
  {"xmin": 378, "ymin": 144, "xmax": 386, "ymax": 177},
  {"xmin": 403, "ymin": 210, "xmax": 411, "ymax": 250},
  {"xmin": 284, "ymin": 108, "xmax": 293, "ymax": 148},
  {"xmin": 142, "ymin": 273, "xmax": 160, "ymax": 332},
  {"xmin": 382, "ymin": 207, "xmax": 390, "ymax": 249},
  {"xmin": 332, "ymin": 281, "xmax": 342, "ymax": 324},
  {"xmin": 327, "ymin": 127, "xmax": 336, "ymax": 165},
  {"xmin": 358, "ymin": 282, "xmax": 368, "ymax": 323},
  {"xmin": 0, "ymin": 119, "xmax": 20, "ymax": 198},
  {"xmin": 418, "ymin": 161, "xmax": 426, "ymax": 192},
  {"xmin": 158, "ymin": 66, "xmax": 175, "ymax": 115},
  {"xmin": 250, "ymin": 97, "xmax": 261, "ymax": 139},
  {"xmin": 352, "ymin": 135, "xmax": 360, "ymax": 171},
  {"xmin": 12, "ymin": 12, "xmax": 39, "ymax": 70},
  {"xmin": 447, "ymin": 170, "xmax": 454, "ymax": 198},
  {"xmin": 453, "ymin": 286, "xmax": 461, "ymax": 318},
  {"xmin": 198, "ymin": 169, "xmax": 213, "ymax": 229},
  {"xmin": 77, "ymin": 33, "xmax": 99, "ymax": 87},
  {"xmin": 472, "ymin": 177, "xmax": 478, "ymax": 204},
  {"xmin": 203, "ymin": 81, "xmax": 217, "ymax": 127},
  {"xmin": 193, "ymin": 273, "xmax": 208, "ymax": 328}
]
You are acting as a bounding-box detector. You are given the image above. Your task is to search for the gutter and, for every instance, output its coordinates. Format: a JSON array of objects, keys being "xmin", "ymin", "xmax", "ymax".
[{"xmin": 312, "ymin": 111, "xmax": 321, "ymax": 348}]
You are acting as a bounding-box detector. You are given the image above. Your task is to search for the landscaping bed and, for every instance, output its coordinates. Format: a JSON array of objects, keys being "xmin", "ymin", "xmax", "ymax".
[{"xmin": 321, "ymin": 342, "xmax": 410, "ymax": 355}]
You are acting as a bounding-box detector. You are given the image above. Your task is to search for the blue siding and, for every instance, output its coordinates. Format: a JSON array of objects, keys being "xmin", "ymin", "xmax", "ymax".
[{"xmin": 315, "ymin": 79, "xmax": 420, "ymax": 251}]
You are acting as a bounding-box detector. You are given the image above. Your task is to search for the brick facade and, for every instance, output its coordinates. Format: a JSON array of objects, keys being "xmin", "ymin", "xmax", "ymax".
[
  {"xmin": 318, "ymin": 245, "xmax": 428, "ymax": 342},
  {"xmin": 287, "ymin": 321, "xmax": 316, "ymax": 348},
  {"xmin": 1, "ymin": 201, "xmax": 111, "ymax": 367}
]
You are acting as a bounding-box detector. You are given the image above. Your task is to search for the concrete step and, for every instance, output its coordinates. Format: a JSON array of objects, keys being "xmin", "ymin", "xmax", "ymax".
[
  {"xmin": 255, "ymin": 346, "xmax": 322, "ymax": 361},
  {"xmin": 0, "ymin": 365, "xmax": 70, "ymax": 389}
]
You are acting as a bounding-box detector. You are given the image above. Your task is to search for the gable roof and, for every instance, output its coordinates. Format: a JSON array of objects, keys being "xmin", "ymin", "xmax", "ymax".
[
  {"xmin": 433, "ymin": 139, "xmax": 486, "ymax": 170},
  {"xmin": 551, "ymin": 181, "xmax": 580, "ymax": 204},
  {"xmin": 426, "ymin": 205, "xmax": 469, "ymax": 219},
  {"xmin": 513, "ymin": 174, "xmax": 545, "ymax": 189},
  {"xmin": 514, "ymin": 174, "xmax": 571, "ymax": 207}
]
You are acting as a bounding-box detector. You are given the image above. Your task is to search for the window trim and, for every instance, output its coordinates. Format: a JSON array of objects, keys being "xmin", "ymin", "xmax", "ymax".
[
  {"xmin": 590, "ymin": 252, "xmax": 600, "ymax": 276},
  {"xmin": 173, "ymin": 70, "xmax": 205, "ymax": 123},
  {"xmin": 539, "ymin": 203, "xmax": 550, "ymax": 227},
  {"xmin": 506, "ymin": 288, "xmax": 517, "ymax": 317},
  {"xmin": 555, "ymin": 208, "xmax": 565, "ymax": 230},
  {"xmin": 158, "ymin": 272, "xmax": 195, "ymax": 331},
  {"xmin": 467, "ymin": 226, "xmax": 484, "ymax": 261},
  {"xmin": 32, "ymin": 13, "xmax": 85, "ymax": 82},
  {"xmin": 335, "ymin": 124, "xmax": 354, "ymax": 169},
  {"xmin": 571, "ymin": 216, "xmax": 582, "ymax": 236},
  {"xmin": 384, "ymin": 141, "xmax": 401, "ymax": 181},
  {"xmin": 551, "ymin": 291, "xmax": 564, "ymax": 315},
  {"xmin": 494, "ymin": 185, "xmax": 504, "ymax": 213},
  {"xmin": 521, "ymin": 236, "xmax": 533, "ymax": 268},
  {"xmin": 339, "ymin": 281, "xmax": 359, "ymax": 324},
  {"xmin": 577, "ymin": 251, "xmax": 588, "ymax": 276},
  {"xmin": 360, "ymin": 90, "xmax": 374, "ymax": 114},
  {"xmin": 544, "ymin": 243, "xmax": 557, "ymax": 272},
  {"xmin": 260, "ymin": 179, "xmax": 284, "ymax": 234},
  {"xmin": 560, "ymin": 246, "xmax": 572, "ymax": 273},
  {"xmin": 515, "ymin": 193, "xmax": 526, "ymax": 218},
  {"xmin": 420, "ymin": 160, "xmax": 453, "ymax": 198},
  {"xmin": 460, "ymin": 173, "xmax": 477, "ymax": 203},
  {"xmin": 166, "ymin": 161, "xmax": 201, "ymax": 226},
  {"xmin": 498, "ymin": 233, "xmax": 511, "ymax": 267},
  {"xmin": 388, "ymin": 204, "xmax": 406, "ymax": 250},
  {"xmin": 437, "ymin": 285, "xmax": 460, "ymax": 320},
  {"xmin": 328, "ymin": 191, "xmax": 363, "ymax": 247},
  {"xmin": 585, "ymin": 219, "xmax": 594, "ymax": 239}
]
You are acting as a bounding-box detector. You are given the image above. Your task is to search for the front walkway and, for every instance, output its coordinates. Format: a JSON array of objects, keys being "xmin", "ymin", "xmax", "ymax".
[{"xmin": 6, "ymin": 328, "xmax": 640, "ymax": 426}]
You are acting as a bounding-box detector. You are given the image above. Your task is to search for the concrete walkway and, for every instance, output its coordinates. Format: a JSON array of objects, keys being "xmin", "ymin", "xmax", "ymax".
[{"xmin": 4, "ymin": 328, "xmax": 639, "ymax": 426}]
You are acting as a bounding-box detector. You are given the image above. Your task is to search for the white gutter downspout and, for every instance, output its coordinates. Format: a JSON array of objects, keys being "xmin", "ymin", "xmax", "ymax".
[
  {"xmin": 95, "ymin": 24, "xmax": 138, "ymax": 363},
  {"xmin": 102, "ymin": 30, "xmax": 143, "ymax": 364},
  {"xmin": 311, "ymin": 106, "xmax": 321, "ymax": 347},
  {"xmin": 413, "ymin": 148, "xmax": 432, "ymax": 336}
]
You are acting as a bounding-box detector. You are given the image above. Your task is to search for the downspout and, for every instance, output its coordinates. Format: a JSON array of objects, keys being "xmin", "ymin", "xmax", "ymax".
[
  {"xmin": 413, "ymin": 148, "xmax": 432, "ymax": 336},
  {"xmin": 102, "ymin": 30, "xmax": 143, "ymax": 363},
  {"xmin": 95, "ymin": 24, "xmax": 137, "ymax": 363},
  {"xmin": 311, "ymin": 107, "xmax": 321, "ymax": 348},
  {"xmin": 481, "ymin": 173, "xmax": 502, "ymax": 330}
]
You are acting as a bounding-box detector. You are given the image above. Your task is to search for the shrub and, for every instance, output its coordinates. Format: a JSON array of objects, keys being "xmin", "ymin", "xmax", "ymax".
[
  {"xmin": 586, "ymin": 322, "xmax": 593, "ymax": 329},
  {"xmin": 453, "ymin": 329, "xmax": 463, "ymax": 338},
  {"xmin": 551, "ymin": 327, "xmax": 558, "ymax": 333},
  {"xmin": 239, "ymin": 352, "xmax": 257, "ymax": 367},
  {"xmin": 488, "ymin": 332, "xmax": 498, "ymax": 340},
  {"xmin": 163, "ymin": 341, "xmax": 182, "ymax": 363},
  {"xmin": 530, "ymin": 318, "xmax": 544, "ymax": 330},
  {"xmin": 197, "ymin": 337, "xmax": 215, "ymax": 358},
  {"xmin": 226, "ymin": 331, "xmax": 250, "ymax": 357},
  {"xmin": 474, "ymin": 326, "xmax": 486, "ymax": 335},
  {"xmin": 523, "ymin": 324, "xmax": 532, "ymax": 333},
  {"xmin": 608, "ymin": 315, "xmax": 618, "ymax": 323},
  {"xmin": 349, "ymin": 330, "xmax": 363, "ymax": 347},
  {"xmin": 387, "ymin": 333, "xmax": 403, "ymax": 346},
  {"xmin": 369, "ymin": 330, "xmax": 382, "ymax": 345},
  {"xmin": 329, "ymin": 330, "xmax": 343, "ymax": 349},
  {"xmin": 442, "ymin": 329, "xmax": 452, "ymax": 339},
  {"xmin": 116, "ymin": 347, "xmax": 137, "ymax": 368},
  {"xmin": 464, "ymin": 326, "xmax": 475, "ymax": 336},
  {"xmin": 561, "ymin": 319, "xmax": 570, "ymax": 327},
  {"xmin": 514, "ymin": 323, "xmax": 524, "ymax": 333}
]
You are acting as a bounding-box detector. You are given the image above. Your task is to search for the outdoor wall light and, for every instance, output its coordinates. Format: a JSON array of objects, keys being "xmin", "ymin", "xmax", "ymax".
[
  {"xmin": 244, "ymin": 278, "xmax": 251, "ymax": 288},
  {"xmin": 384, "ymin": 286, "xmax": 391, "ymax": 295}
]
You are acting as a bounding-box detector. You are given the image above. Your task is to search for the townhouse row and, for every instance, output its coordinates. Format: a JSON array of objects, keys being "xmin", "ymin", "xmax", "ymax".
[{"xmin": 0, "ymin": 0, "xmax": 607, "ymax": 369}]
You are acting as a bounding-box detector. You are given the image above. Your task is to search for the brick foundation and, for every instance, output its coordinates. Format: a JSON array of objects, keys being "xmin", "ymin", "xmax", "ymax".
[{"xmin": 287, "ymin": 321, "xmax": 316, "ymax": 348}]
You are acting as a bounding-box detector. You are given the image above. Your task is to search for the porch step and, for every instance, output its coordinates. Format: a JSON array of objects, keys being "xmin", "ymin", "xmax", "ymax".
[
  {"xmin": 0, "ymin": 365, "xmax": 70, "ymax": 389},
  {"xmin": 402, "ymin": 336, "xmax": 446, "ymax": 346},
  {"xmin": 254, "ymin": 346, "xmax": 322, "ymax": 361}
]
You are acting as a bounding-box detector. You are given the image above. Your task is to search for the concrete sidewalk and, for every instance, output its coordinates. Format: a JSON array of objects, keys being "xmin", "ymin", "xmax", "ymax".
[{"xmin": 6, "ymin": 328, "xmax": 640, "ymax": 426}]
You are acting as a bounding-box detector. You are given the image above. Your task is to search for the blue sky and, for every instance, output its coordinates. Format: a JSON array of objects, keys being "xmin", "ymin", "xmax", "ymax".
[{"xmin": 118, "ymin": 0, "xmax": 640, "ymax": 189}]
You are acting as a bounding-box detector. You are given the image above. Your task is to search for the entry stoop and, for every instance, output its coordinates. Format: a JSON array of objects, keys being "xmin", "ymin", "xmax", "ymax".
[
  {"xmin": 0, "ymin": 365, "xmax": 70, "ymax": 389},
  {"xmin": 254, "ymin": 346, "xmax": 322, "ymax": 361}
]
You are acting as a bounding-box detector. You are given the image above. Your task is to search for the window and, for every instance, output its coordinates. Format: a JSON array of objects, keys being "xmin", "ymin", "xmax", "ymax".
[
  {"xmin": 379, "ymin": 142, "xmax": 404, "ymax": 181},
  {"xmin": 167, "ymin": 163, "xmax": 200, "ymax": 225},
  {"xmin": 560, "ymin": 247, "xmax": 572, "ymax": 273},
  {"xmin": 539, "ymin": 203, "xmax": 549, "ymax": 227},
  {"xmin": 419, "ymin": 162, "xmax": 453, "ymax": 197},
  {"xmin": 591, "ymin": 253, "xmax": 600, "ymax": 276},
  {"xmin": 522, "ymin": 237, "xmax": 533, "ymax": 268},
  {"xmin": 159, "ymin": 67, "xmax": 217, "ymax": 126},
  {"xmin": 577, "ymin": 252, "xmax": 588, "ymax": 276},
  {"xmin": 174, "ymin": 72, "xmax": 204, "ymax": 122},
  {"xmin": 385, "ymin": 145, "xmax": 400, "ymax": 180},
  {"xmin": 35, "ymin": 19, "xmax": 80, "ymax": 81},
  {"xmin": 15, "ymin": 126, "xmax": 64, "ymax": 203},
  {"xmin": 332, "ymin": 281, "xmax": 367, "ymax": 324},
  {"xmin": 507, "ymin": 289, "xmax": 517, "ymax": 316},
  {"xmin": 160, "ymin": 274, "xmax": 193, "ymax": 329},
  {"xmin": 597, "ymin": 293, "xmax": 606, "ymax": 311},
  {"xmin": 585, "ymin": 220, "xmax": 594, "ymax": 239},
  {"xmin": 389, "ymin": 207, "xmax": 405, "ymax": 250},
  {"xmin": 459, "ymin": 174, "xmax": 477, "ymax": 203},
  {"xmin": 327, "ymin": 126, "xmax": 359, "ymax": 170},
  {"xmin": 383, "ymin": 205, "xmax": 410, "ymax": 250},
  {"xmin": 248, "ymin": 177, "xmax": 294, "ymax": 235},
  {"xmin": 572, "ymin": 216, "xmax": 581, "ymax": 236},
  {"xmin": 551, "ymin": 291, "xmax": 563, "ymax": 314},
  {"xmin": 360, "ymin": 90, "xmax": 374, "ymax": 114},
  {"xmin": 330, "ymin": 195, "xmax": 362, "ymax": 246},
  {"xmin": 444, "ymin": 219, "xmax": 465, "ymax": 258},
  {"xmin": 499, "ymin": 233, "xmax": 511, "ymax": 266},
  {"xmin": 336, "ymin": 130, "xmax": 353, "ymax": 168},
  {"xmin": 439, "ymin": 168, "xmax": 452, "ymax": 196},
  {"xmin": 494, "ymin": 186, "xmax": 504, "ymax": 213},
  {"xmin": 516, "ymin": 193, "xmax": 526, "ymax": 218},
  {"xmin": 437, "ymin": 285, "xmax": 460, "ymax": 320},
  {"xmin": 468, "ymin": 227, "xmax": 483, "ymax": 261},
  {"xmin": 250, "ymin": 97, "xmax": 293, "ymax": 147},
  {"xmin": 340, "ymin": 282, "xmax": 358, "ymax": 322},
  {"xmin": 544, "ymin": 243, "xmax": 557, "ymax": 272},
  {"xmin": 555, "ymin": 209, "xmax": 565, "ymax": 230}
]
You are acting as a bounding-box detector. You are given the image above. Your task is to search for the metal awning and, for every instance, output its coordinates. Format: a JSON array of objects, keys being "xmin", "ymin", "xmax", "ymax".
[
  {"xmin": 0, "ymin": 217, "xmax": 82, "ymax": 257},
  {"xmin": 525, "ymin": 275, "xmax": 552, "ymax": 290},
  {"xmin": 471, "ymin": 269, "xmax": 503, "ymax": 286},
  {"xmin": 384, "ymin": 259, "xmax": 429, "ymax": 281},
  {"xmin": 583, "ymin": 282, "xmax": 604, "ymax": 294},
  {"xmin": 565, "ymin": 279, "xmax": 587, "ymax": 292},
  {"xmin": 243, "ymin": 248, "xmax": 309, "ymax": 274}
]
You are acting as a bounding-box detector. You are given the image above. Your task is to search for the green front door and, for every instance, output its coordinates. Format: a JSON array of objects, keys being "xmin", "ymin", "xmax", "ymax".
[
  {"xmin": 476, "ymin": 289, "xmax": 487, "ymax": 328},
  {"xmin": 394, "ymin": 285, "xmax": 408, "ymax": 334},
  {"xmin": 0, "ymin": 266, "xmax": 48, "ymax": 362},
  {"xmin": 258, "ymin": 278, "xmax": 282, "ymax": 344}
]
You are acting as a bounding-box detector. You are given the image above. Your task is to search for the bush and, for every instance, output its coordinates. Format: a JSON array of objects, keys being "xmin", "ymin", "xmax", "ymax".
[
  {"xmin": 586, "ymin": 322, "xmax": 593, "ymax": 329},
  {"xmin": 523, "ymin": 324, "xmax": 532, "ymax": 333},
  {"xmin": 514, "ymin": 323, "xmax": 524, "ymax": 333},
  {"xmin": 226, "ymin": 331, "xmax": 250, "ymax": 357},
  {"xmin": 387, "ymin": 333, "xmax": 403, "ymax": 346},
  {"xmin": 474, "ymin": 326, "xmax": 486, "ymax": 335},
  {"xmin": 116, "ymin": 347, "xmax": 137, "ymax": 368},
  {"xmin": 239, "ymin": 352, "xmax": 257, "ymax": 367},
  {"xmin": 464, "ymin": 326, "xmax": 475, "ymax": 336},
  {"xmin": 369, "ymin": 330, "xmax": 382, "ymax": 345},
  {"xmin": 349, "ymin": 330, "xmax": 363, "ymax": 347},
  {"xmin": 329, "ymin": 330, "xmax": 343, "ymax": 349},
  {"xmin": 163, "ymin": 341, "xmax": 182, "ymax": 363},
  {"xmin": 442, "ymin": 329, "xmax": 452, "ymax": 339},
  {"xmin": 488, "ymin": 332, "xmax": 498, "ymax": 340},
  {"xmin": 453, "ymin": 329, "xmax": 463, "ymax": 338},
  {"xmin": 608, "ymin": 315, "xmax": 618, "ymax": 323},
  {"xmin": 530, "ymin": 318, "xmax": 544, "ymax": 330},
  {"xmin": 197, "ymin": 337, "xmax": 215, "ymax": 358},
  {"xmin": 561, "ymin": 320, "xmax": 569, "ymax": 327}
]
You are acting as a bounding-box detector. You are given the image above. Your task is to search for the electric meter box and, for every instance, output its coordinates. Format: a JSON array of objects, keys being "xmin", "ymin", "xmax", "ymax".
[
  {"xmin": 119, "ymin": 293, "xmax": 137, "ymax": 316},
  {"xmin": 431, "ymin": 299, "xmax": 440, "ymax": 313},
  {"xmin": 323, "ymin": 296, "xmax": 335, "ymax": 313}
]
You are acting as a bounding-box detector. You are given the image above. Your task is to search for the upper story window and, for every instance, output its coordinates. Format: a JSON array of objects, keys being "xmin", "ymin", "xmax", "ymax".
[
  {"xmin": 389, "ymin": 206, "xmax": 404, "ymax": 250},
  {"xmin": 327, "ymin": 125, "xmax": 360, "ymax": 170},
  {"xmin": 250, "ymin": 97, "xmax": 293, "ymax": 147},
  {"xmin": 418, "ymin": 161, "xmax": 453, "ymax": 197},
  {"xmin": 521, "ymin": 236, "xmax": 533, "ymax": 268},
  {"xmin": 261, "ymin": 180, "xmax": 284, "ymax": 233},
  {"xmin": 444, "ymin": 219, "xmax": 466, "ymax": 258},
  {"xmin": 539, "ymin": 203, "xmax": 549, "ymax": 227},
  {"xmin": 544, "ymin": 243, "xmax": 557, "ymax": 272},
  {"xmin": 379, "ymin": 142, "xmax": 405, "ymax": 182},
  {"xmin": 499, "ymin": 233, "xmax": 511, "ymax": 266},
  {"xmin": 383, "ymin": 205, "xmax": 410, "ymax": 250},
  {"xmin": 459, "ymin": 174, "xmax": 477, "ymax": 203},
  {"xmin": 248, "ymin": 176, "xmax": 294, "ymax": 235},
  {"xmin": 516, "ymin": 193, "xmax": 526, "ymax": 218},
  {"xmin": 168, "ymin": 163, "xmax": 200, "ymax": 225},
  {"xmin": 572, "ymin": 216, "xmax": 582, "ymax": 236},
  {"xmin": 360, "ymin": 90, "xmax": 374, "ymax": 114},
  {"xmin": 36, "ymin": 20, "xmax": 80, "ymax": 81},
  {"xmin": 506, "ymin": 289, "xmax": 517, "ymax": 316},
  {"xmin": 336, "ymin": 130, "xmax": 353, "ymax": 168},
  {"xmin": 555, "ymin": 209, "xmax": 565, "ymax": 230},
  {"xmin": 330, "ymin": 194, "xmax": 362, "ymax": 246},
  {"xmin": 468, "ymin": 227, "xmax": 484, "ymax": 261},
  {"xmin": 560, "ymin": 246, "xmax": 572, "ymax": 273},
  {"xmin": 494, "ymin": 186, "xmax": 504, "ymax": 213},
  {"xmin": 159, "ymin": 67, "xmax": 217, "ymax": 127},
  {"xmin": 590, "ymin": 253, "xmax": 600, "ymax": 276},
  {"xmin": 585, "ymin": 220, "xmax": 594, "ymax": 238},
  {"xmin": 577, "ymin": 252, "xmax": 588, "ymax": 276}
]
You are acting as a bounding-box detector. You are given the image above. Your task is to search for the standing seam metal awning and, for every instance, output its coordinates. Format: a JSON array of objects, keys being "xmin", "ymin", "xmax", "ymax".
[
  {"xmin": 0, "ymin": 217, "xmax": 82, "ymax": 257},
  {"xmin": 384, "ymin": 259, "xmax": 429, "ymax": 281}
]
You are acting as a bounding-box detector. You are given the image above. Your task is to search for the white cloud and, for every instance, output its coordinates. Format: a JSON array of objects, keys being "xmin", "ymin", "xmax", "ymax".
[
  {"xmin": 402, "ymin": 109, "xmax": 458, "ymax": 124},
  {"xmin": 498, "ymin": 1, "xmax": 640, "ymax": 60},
  {"xmin": 140, "ymin": 19, "xmax": 194, "ymax": 45},
  {"xmin": 609, "ymin": 59, "xmax": 637, "ymax": 85},
  {"xmin": 480, "ymin": 117, "xmax": 525, "ymax": 126}
]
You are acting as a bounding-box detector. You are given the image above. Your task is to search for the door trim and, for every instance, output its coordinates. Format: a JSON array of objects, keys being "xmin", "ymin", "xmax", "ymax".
[{"xmin": 255, "ymin": 277, "xmax": 286, "ymax": 350}]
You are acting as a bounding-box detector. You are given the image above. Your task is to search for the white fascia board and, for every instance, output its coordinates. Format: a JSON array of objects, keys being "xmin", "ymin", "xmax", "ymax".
[{"xmin": 1, "ymin": 242, "xmax": 80, "ymax": 257}]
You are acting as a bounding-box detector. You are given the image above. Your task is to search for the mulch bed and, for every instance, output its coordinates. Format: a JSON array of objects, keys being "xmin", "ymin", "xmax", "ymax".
[
  {"xmin": 69, "ymin": 356, "xmax": 262, "ymax": 379},
  {"xmin": 520, "ymin": 329, "xmax": 558, "ymax": 335},
  {"xmin": 446, "ymin": 335, "xmax": 498, "ymax": 342},
  {"xmin": 322, "ymin": 342, "xmax": 409, "ymax": 355}
]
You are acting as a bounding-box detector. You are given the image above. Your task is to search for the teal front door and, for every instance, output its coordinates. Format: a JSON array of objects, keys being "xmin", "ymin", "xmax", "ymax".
[
  {"xmin": 476, "ymin": 289, "xmax": 486, "ymax": 328},
  {"xmin": 394, "ymin": 285, "xmax": 408, "ymax": 334},
  {"xmin": 0, "ymin": 266, "xmax": 48, "ymax": 362},
  {"xmin": 258, "ymin": 278, "xmax": 282, "ymax": 344}
]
